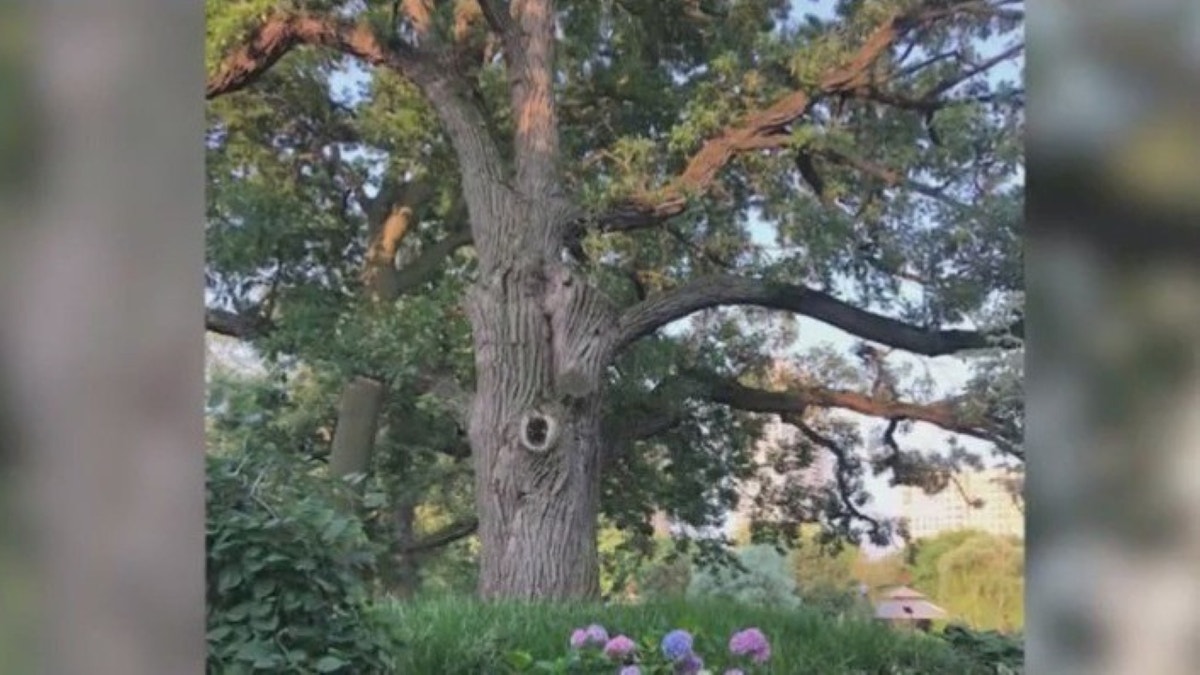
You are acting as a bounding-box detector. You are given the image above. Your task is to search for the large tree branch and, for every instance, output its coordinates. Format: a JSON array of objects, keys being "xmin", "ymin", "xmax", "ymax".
[
  {"xmin": 204, "ymin": 227, "xmax": 470, "ymax": 342},
  {"xmin": 614, "ymin": 275, "xmax": 1022, "ymax": 356},
  {"xmin": 621, "ymin": 369, "xmax": 1002, "ymax": 447},
  {"xmin": 206, "ymin": 9, "xmax": 509, "ymax": 223},
  {"xmin": 696, "ymin": 373, "xmax": 999, "ymax": 444},
  {"xmin": 508, "ymin": 0, "xmax": 560, "ymax": 195},
  {"xmin": 206, "ymin": 11, "xmax": 419, "ymax": 100},
  {"xmin": 594, "ymin": 1, "xmax": 1003, "ymax": 233},
  {"xmin": 396, "ymin": 516, "xmax": 479, "ymax": 554}
]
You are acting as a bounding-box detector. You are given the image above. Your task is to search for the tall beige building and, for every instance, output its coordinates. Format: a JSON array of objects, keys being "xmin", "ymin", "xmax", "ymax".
[
  {"xmin": 728, "ymin": 360, "xmax": 835, "ymax": 536},
  {"xmin": 899, "ymin": 468, "xmax": 1024, "ymax": 540},
  {"xmin": 653, "ymin": 360, "xmax": 836, "ymax": 538}
]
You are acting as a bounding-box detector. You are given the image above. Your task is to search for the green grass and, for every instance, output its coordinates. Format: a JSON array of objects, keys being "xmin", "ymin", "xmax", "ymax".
[{"xmin": 378, "ymin": 596, "xmax": 991, "ymax": 674}]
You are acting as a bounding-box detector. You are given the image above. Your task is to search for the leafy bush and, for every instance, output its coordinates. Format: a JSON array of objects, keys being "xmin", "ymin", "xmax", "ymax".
[
  {"xmin": 206, "ymin": 450, "xmax": 399, "ymax": 673},
  {"xmin": 383, "ymin": 596, "xmax": 987, "ymax": 674},
  {"xmin": 687, "ymin": 544, "xmax": 801, "ymax": 610},
  {"xmin": 797, "ymin": 583, "xmax": 871, "ymax": 620},
  {"xmin": 939, "ymin": 624, "xmax": 1024, "ymax": 674}
]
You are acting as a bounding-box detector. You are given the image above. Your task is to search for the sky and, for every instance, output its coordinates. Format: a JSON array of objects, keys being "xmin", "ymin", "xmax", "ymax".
[{"xmin": 209, "ymin": 0, "xmax": 1024, "ymax": 547}]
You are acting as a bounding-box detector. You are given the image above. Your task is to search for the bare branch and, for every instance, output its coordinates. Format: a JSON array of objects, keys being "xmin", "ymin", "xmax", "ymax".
[
  {"xmin": 859, "ymin": 42, "xmax": 1025, "ymax": 113},
  {"xmin": 792, "ymin": 417, "xmax": 887, "ymax": 543},
  {"xmin": 814, "ymin": 148, "xmax": 969, "ymax": 209},
  {"xmin": 614, "ymin": 275, "xmax": 1021, "ymax": 356}
]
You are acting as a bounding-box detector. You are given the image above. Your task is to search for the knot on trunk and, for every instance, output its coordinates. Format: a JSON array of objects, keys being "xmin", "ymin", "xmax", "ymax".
[{"xmin": 519, "ymin": 409, "xmax": 560, "ymax": 454}]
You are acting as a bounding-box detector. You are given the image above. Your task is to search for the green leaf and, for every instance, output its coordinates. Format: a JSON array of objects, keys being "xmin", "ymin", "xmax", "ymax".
[
  {"xmin": 314, "ymin": 655, "xmax": 349, "ymax": 672},
  {"xmin": 217, "ymin": 567, "xmax": 242, "ymax": 593},
  {"xmin": 505, "ymin": 650, "xmax": 534, "ymax": 671}
]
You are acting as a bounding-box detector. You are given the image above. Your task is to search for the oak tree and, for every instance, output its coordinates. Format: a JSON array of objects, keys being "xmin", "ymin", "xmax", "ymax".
[{"xmin": 206, "ymin": 0, "xmax": 1024, "ymax": 600}]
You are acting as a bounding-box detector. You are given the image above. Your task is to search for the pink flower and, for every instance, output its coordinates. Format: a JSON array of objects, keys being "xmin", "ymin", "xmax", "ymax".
[
  {"xmin": 729, "ymin": 627, "xmax": 771, "ymax": 664},
  {"xmin": 569, "ymin": 628, "xmax": 589, "ymax": 649},
  {"xmin": 603, "ymin": 635, "xmax": 637, "ymax": 661}
]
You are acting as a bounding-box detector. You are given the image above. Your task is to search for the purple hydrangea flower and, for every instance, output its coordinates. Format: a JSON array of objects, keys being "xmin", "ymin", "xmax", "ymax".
[
  {"xmin": 603, "ymin": 635, "xmax": 637, "ymax": 661},
  {"xmin": 674, "ymin": 652, "xmax": 704, "ymax": 674},
  {"xmin": 729, "ymin": 627, "xmax": 771, "ymax": 664},
  {"xmin": 585, "ymin": 624, "xmax": 610, "ymax": 646},
  {"xmin": 661, "ymin": 629, "xmax": 694, "ymax": 661},
  {"xmin": 724, "ymin": 670, "xmax": 746, "ymax": 675},
  {"xmin": 570, "ymin": 628, "xmax": 589, "ymax": 649},
  {"xmin": 619, "ymin": 667, "xmax": 642, "ymax": 675}
]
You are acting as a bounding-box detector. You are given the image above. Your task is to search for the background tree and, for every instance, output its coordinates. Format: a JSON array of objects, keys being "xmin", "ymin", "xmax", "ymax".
[
  {"xmin": 206, "ymin": 0, "xmax": 1024, "ymax": 599},
  {"xmin": 908, "ymin": 529, "xmax": 1025, "ymax": 632}
]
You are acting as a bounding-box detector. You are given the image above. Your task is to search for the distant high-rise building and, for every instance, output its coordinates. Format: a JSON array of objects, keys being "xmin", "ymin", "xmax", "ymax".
[
  {"xmin": 727, "ymin": 414, "xmax": 836, "ymax": 536},
  {"xmin": 899, "ymin": 468, "xmax": 1024, "ymax": 540},
  {"xmin": 649, "ymin": 360, "xmax": 836, "ymax": 538},
  {"xmin": 727, "ymin": 360, "xmax": 835, "ymax": 536}
]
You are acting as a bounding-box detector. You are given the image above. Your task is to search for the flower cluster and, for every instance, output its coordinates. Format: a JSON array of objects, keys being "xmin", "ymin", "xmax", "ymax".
[
  {"xmin": 570, "ymin": 624, "xmax": 611, "ymax": 650},
  {"xmin": 559, "ymin": 623, "xmax": 772, "ymax": 674},
  {"xmin": 729, "ymin": 628, "xmax": 771, "ymax": 664}
]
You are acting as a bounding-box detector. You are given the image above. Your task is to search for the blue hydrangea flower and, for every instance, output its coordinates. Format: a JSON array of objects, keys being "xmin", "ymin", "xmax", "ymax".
[
  {"xmin": 618, "ymin": 666, "xmax": 642, "ymax": 675},
  {"xmin": 661, "ymin": 629, "xmax": 694, "ymax": 662}
]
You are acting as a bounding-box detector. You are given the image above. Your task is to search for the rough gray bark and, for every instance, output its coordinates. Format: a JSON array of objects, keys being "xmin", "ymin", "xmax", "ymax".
[{"xmin": 464, "ymin": 199, "xmax": 616, "ymax": 598}]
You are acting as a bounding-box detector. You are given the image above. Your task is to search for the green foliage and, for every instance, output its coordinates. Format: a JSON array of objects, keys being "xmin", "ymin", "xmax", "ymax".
[
  {"xmin": 205, "ymin": 449, "xmax": 399, "ymax": 674},
  {"xmin": 939, "ymin": 624, "xmax": 1024, "ymax": 674},
  {"xmin": 382, "ymin": 596, "xmax": 987, "ymax": 674},
  {"xmin": 687, "ymin": 544, "xmax": 802, "ymax": 610},
  {"xmin": 904, "ymin": 530, "xmax": 1024, "ymax": 632}
]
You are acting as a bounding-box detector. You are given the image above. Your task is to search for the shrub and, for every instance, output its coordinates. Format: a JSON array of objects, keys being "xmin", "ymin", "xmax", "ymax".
[
  {"xmin": 687, "ymin": 544, "xmax": 801, "ymax": 610},
  {"xmin": 939, "ymin": 624, "xmax": 1024, "ymax": 674},
  {"xmin": 206, "ymin": 450, "xmax": 398, "ymax": 673}
]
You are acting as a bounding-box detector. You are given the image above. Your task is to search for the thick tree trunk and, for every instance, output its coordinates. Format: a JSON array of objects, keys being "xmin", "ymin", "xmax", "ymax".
[{"xmin": 465, "ymin": 206, "xmax": 615, "ymax": 599}]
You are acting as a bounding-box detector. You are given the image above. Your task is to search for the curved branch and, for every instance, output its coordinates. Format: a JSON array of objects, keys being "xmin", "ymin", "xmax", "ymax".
[
  {"xmin": 396, "ymin": 516, "xmax": 479, "ymax": 554},
  {"xmin": 206, "ymin": 11, "xmax": 419, "ymax": 100},
  {"xmin": 791, "ymin": 418, "xmax": 887, "ymax": 544},
  {"xmin": 621, "ymin": 369, "xmax": 1002, "ymax": 446},
  {"xmin": 614, "ymin": 275, "xmax": 1021, "ymax": 356},
  {"xmin": 594, "ymin": 0, "xmax": 1005, "ymax": 233},
  {"xmin": 206, "ymin": 9, "xmax": 509, "ymax": 216}
]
